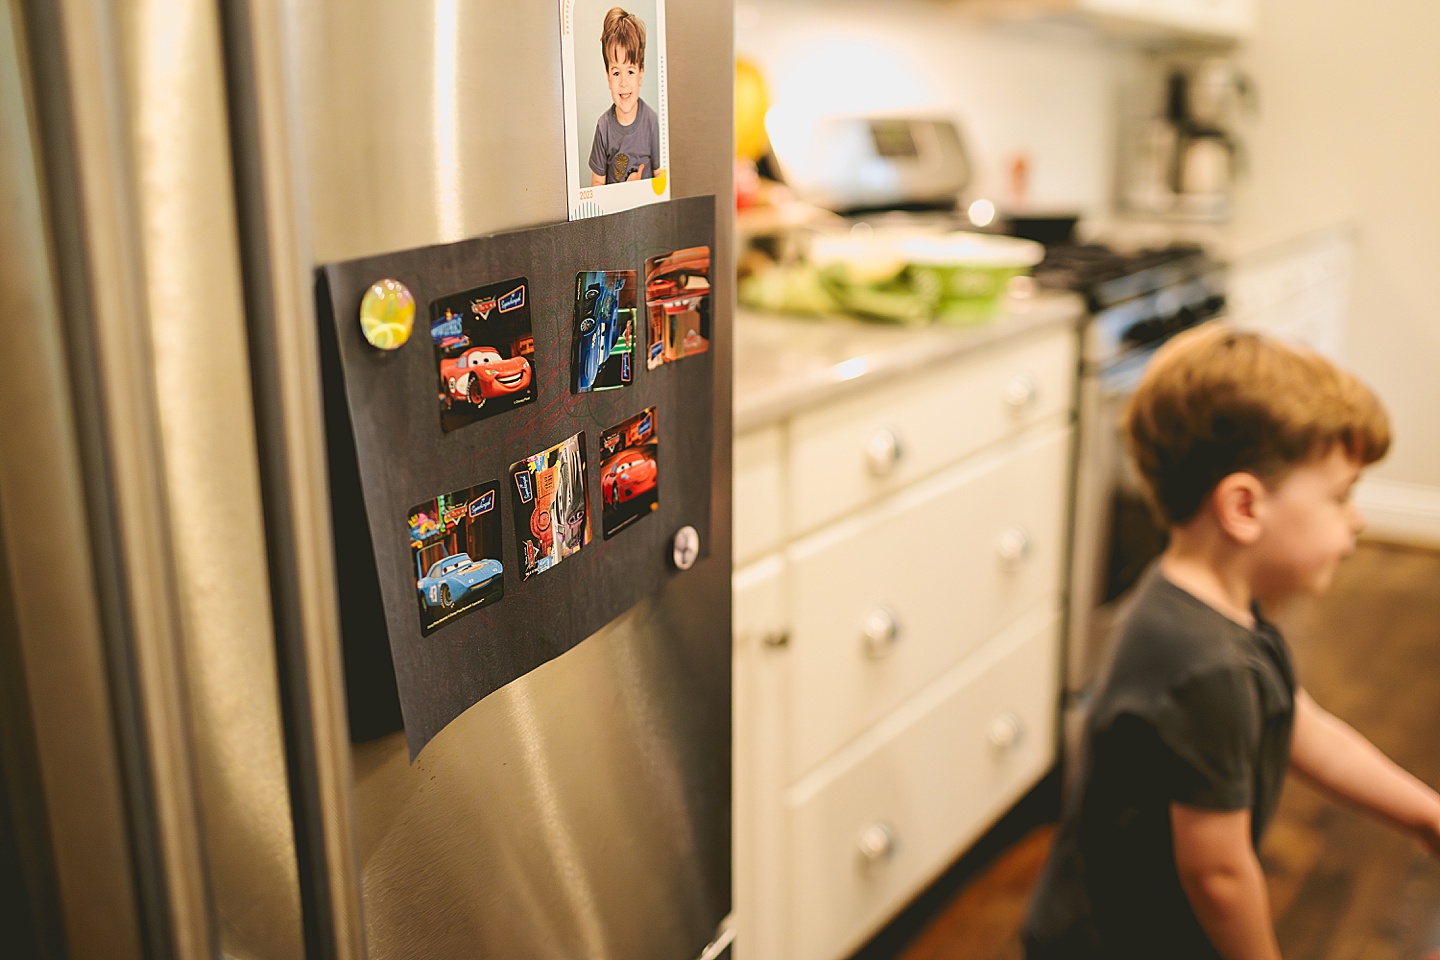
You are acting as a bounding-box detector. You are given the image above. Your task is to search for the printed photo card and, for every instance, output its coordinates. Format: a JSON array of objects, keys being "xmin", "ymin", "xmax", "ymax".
[
  {"xmin": 430, "ymin": 277, "xmax": 537, "ymax": 432},
  {"xmin": 407, "ymin": 481, "xmax": 504, "ymax": 635},
  {"xmin": 572, "ymin": 269, "xmax": 637, "ymax": 393},
  {"xmin": 599, "ymin": 407, "xmax": 659, "ymax": 539},
  {"xmin": 644, "ymin": 246, "xmax": 711, "ymax": 369},
  {"xmin": 510, "ymin": 433, "xmax": 592, "ymax": 580},
  {"xmin": 561, "ymin": 0, "xmax": 672, "ymax": 219}
]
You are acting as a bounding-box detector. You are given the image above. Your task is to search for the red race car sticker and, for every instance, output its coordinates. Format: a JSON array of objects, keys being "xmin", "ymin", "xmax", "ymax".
[
  {"xmin": 599, "ymin": 407, "xmax": 659, "ymax": 540},
  {"xmin": 429, "ymin": 277, "xmax": 536, "ymax": 432}
]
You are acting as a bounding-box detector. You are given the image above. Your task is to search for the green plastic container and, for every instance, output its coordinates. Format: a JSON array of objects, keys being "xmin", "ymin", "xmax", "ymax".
[{"xmin": 900, "ymin": 233, "xmax": 1044, "ymax": 323}]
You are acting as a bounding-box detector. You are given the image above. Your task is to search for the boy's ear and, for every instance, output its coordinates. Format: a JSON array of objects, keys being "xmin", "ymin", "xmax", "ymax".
[{"xmin": 1211, "ymin": 472, "xmax": 1265, "ymax": 545}]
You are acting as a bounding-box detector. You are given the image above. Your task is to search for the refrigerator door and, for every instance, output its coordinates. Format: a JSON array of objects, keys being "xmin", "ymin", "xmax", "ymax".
[
  {"xmin": 4, "ymin": 1, "xmax": 307, "ymax": 957},
  {"xmin": 4, "ymin": 0, "xmax": 732, "ymax": 954},
  {"xmin": 280, "ymin": 2, "xmax": 735, "ymax": 958}
]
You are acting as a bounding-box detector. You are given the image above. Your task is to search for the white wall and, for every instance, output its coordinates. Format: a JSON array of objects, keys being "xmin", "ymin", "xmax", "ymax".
[
  {"xmin": 1233, "ymin": 0, "xmax": 1440, "ymax": 497},
  {"xmin": 737, "ymin": 0, "xmax": 1121, "ymax": 217}
]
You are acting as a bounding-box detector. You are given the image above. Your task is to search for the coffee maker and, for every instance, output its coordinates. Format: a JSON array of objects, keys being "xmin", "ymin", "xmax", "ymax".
[{"xmin": 1122, "ymin": 56, "xmax": 1251, "ymax": 221}]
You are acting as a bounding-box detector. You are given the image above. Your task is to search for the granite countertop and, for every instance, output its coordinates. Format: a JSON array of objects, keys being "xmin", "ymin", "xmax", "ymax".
[{"xmin": 733, "ymin": 292, "xmax": 1086, "ymax": 433}]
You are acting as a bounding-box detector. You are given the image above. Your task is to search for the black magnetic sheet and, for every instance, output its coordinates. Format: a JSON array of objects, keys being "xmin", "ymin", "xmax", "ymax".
[{"xmin": 317, "ymin": 197, "xmax": 716, "ymax": 757}]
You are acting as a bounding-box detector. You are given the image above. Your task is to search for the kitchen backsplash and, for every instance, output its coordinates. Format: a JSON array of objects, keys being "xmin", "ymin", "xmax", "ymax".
[{"xmin": 737, "ymin": 0, "xmax": 1132, "ymax": 218}]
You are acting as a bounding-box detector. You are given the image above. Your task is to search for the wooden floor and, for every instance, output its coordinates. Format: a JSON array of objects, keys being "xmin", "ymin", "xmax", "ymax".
[{"xmin": 889, "ymin": 541, "xmax": 1440, "ymax": 960}]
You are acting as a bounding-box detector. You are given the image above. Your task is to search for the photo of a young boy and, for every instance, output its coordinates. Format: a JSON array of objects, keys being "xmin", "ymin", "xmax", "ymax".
[
  {"xmin": 561, "ymin": 0, "xmax": 669, "ymax": 219},
  {"xmin": 588, "ymin": 7, "xmax": 659, "ymax": 186},
  {"xmin": 1023, "ymin": 326, "xmax": 1440, "ymax": 959}
]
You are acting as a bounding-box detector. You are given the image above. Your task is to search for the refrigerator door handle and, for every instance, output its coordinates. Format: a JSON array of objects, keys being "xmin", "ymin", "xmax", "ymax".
[{"xmin": 218, "ymin": 2, "xmax": 366, "ymax": 958}]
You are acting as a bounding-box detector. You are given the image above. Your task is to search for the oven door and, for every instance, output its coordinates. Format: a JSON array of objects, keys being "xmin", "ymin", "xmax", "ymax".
[{"xmin": 1063, "ymin": 347, "xmax": 1170, "ymax": 767}]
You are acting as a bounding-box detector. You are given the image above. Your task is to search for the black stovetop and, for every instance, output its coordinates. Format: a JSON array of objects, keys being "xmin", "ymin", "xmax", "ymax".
[{"xmin": 1033, "ymin": 243, "xmax": 1216, "ymax": 313}]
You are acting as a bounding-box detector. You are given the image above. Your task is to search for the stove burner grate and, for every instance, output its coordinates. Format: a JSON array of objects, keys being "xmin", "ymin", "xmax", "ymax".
[{"xmin": 1033, "ymin": 243, "xmax": 1213, "ymax": 312}]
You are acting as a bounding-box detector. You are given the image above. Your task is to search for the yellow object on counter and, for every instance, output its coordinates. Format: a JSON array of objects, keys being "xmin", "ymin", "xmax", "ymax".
[{"xmin": 735, "ymin": 57, "xmax": 770, "ymax": 162}]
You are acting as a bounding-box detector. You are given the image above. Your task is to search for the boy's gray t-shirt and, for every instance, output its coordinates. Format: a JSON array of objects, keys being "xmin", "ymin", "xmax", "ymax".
[
  {"xmin": 1024, "ymin": 565, "xmax": 1296, "ymax": 960},
  {"xmin": 588, "ymin": 99, "xmax": 660, "ymax": 184}
]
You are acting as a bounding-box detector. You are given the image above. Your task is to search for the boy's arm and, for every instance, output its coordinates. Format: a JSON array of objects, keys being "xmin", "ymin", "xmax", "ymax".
[
  {"xmin": 1171, "ymin": 804, "xmax": 1285, "ymax": 960},
  {"xmin": 591, "ymin": 172, "xmax": 606, "ymax": 187},
  {"xmin": 1290, "ymin": 688, "xmax": 1440, "ymax": 855}
]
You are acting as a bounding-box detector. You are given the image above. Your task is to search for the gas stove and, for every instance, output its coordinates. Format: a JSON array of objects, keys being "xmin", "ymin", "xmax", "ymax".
[
  {"xmin": 1061, "ymin": 242, "xmax": 1228, "ymax": 774},
  {"xmin": 1033, "ymin": 243, "xmax": 1227, "ymax": 369},
  {"xmin": 1034, "ymin": 243, "xmax": 1209, "ymax": 306}
]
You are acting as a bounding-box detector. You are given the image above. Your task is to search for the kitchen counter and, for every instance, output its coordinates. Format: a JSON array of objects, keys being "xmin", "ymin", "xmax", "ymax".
[{"xmin": 733, "ymin": 292, "xmax": 1086, "ymax": 433}]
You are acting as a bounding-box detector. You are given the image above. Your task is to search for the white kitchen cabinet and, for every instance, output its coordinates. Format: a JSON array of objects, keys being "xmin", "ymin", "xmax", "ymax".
[
  {"xmin": 1227, "ymin": 228, "xmax": 1353, "ymax": 359},
  {"xmin": 961, "ymin": 0, "xmax": 1255, "ymax": 41},
  {"xmin": 786, "ymin": 425, "xmax": 1069, "ymax": 779},
  {"xmin": 734, "ymin": 425, "xmax": 786, "ymax": 565},
  {"xmin": 1087, "ymin": 0, "xmax": 1252, "ymax": 37},
  {"xmin": 733, "ymin": 556, "xmax": 790, "ymax": 960},
  {"xmin": 733, "ymin": 321, "xmax": 1077, "ymax": 960},
  {"xmin": 788, "ymin": 607, "xmax": 1059, "ymax": 960},
  {"xmin": 787, "ymin": 326, "xmax": 1072, "ymax": 537}
]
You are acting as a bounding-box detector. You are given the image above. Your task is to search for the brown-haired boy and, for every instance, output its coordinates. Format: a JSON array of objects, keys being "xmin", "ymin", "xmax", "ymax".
[
  {"xmin": 1024, "ymin": 325, "xmax": 1440, "ymax": 959},
  {"xmin": 588, "ymin": 7, "xmax": 660, "ymax": 186}
]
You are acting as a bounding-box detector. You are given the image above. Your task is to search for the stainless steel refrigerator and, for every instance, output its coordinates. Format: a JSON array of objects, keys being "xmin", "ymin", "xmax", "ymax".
[{"xmin": 0, "ymin": 1, "xmax": 733, "ymax": 958}]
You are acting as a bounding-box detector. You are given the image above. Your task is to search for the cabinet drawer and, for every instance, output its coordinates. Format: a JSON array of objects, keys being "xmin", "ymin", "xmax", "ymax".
[
  {"xmin": 787, "ymin": 326, "xmax": 1074, "ymax": 535},
  {"xmin": 786, "ymin": 425, "xmax": 1069, "ymax": 779},
  {"xmin": 787, "ymin": 607, "xmax": 1060, "ymax": 960},
  {"xmin": 734, "ymin": 425, "xmax": 785, "ymax": 565}
]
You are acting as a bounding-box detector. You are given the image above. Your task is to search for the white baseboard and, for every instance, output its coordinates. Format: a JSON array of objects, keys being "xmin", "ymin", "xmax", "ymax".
[{"xmin": 1355, "ymin": 478, "xmax": 1440, "ymax": 548}]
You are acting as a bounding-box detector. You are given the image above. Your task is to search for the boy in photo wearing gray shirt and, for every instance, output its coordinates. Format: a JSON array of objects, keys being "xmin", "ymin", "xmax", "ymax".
[
  {"xmin": 589, "ymin": 7, "xmax": 660, "ymax": 186},
  {"xmin": 1024, "ymin": 325, "xmax": 1440, "ymax": 960}
]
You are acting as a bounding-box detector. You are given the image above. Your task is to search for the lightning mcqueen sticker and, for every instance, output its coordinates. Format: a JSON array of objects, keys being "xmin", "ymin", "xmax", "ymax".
[{"xmin": 429, "ymin": 278, "xmax": 537, "ymax": 433}]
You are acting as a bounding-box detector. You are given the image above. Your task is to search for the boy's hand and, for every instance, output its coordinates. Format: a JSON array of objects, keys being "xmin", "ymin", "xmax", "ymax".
[{"xmin": 627, "ymin": 163, "xmax": 645, "ymax": 181}]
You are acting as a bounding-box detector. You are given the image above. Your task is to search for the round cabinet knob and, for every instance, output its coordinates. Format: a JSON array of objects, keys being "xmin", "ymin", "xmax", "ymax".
[
  {"xmin": 997, "ymin": 526, "xmax": 1031, "ymax": 571},
  {"xmin": 760, "ymin": 628, "xmax": 790, "ymax": 649},
  {"xmin": 672, "ymin": 526, "xmax": 700, "ymax": 571},
  {"xmin": 861, "ymin": 607, "xmax": 901, "ymax": 659},
  {"xmin": 857, "ymin": 822, "xmax": 896, "ymax": 866},
  {"xmin": 988, "ymin": 712, "xmax": 1024, "ymax": 750},
  {"xmin": 1003, "ymin": 374, "xmax": 1038, "ymax": 413},
  {"xmin": 864, "ymin": 428, "xmax": 903, "ymax": 477}
]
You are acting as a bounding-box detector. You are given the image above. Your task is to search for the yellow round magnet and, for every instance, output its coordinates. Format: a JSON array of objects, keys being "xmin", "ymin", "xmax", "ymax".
[{"xmin": 359, "ymin": 279, "xmax": 415, "ymax": 350}]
